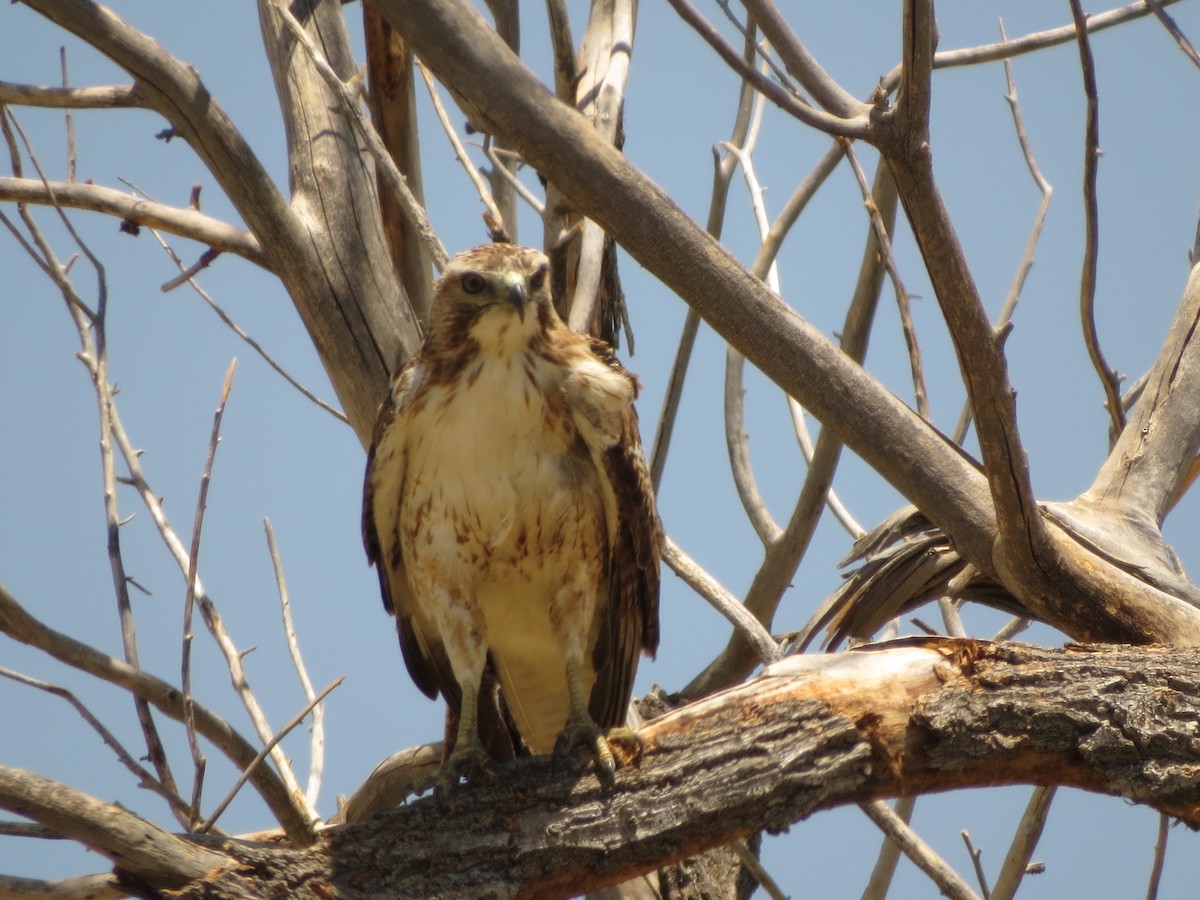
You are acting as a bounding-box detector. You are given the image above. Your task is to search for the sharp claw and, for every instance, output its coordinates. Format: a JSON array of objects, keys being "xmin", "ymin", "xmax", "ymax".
[
  {"xmin": 408, "ymin": 744, "xmax": 494, "ymax": 800},
  {"xmin": 554, "ymin": 714, "xmax": 626, "ymax": 783}
]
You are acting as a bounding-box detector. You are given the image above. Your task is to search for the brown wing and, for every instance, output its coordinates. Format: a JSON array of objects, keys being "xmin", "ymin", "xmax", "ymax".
[
  {"xmin": 363, "ymin": 359, "xmax": 518, "ymax": 759},
  {"xmin": 363, "ymin": 359, "xmax": 445, "ymax": 702},
  {"xmin": 583, "ymin": 337, "xmax": 661, "ymax": 728}
]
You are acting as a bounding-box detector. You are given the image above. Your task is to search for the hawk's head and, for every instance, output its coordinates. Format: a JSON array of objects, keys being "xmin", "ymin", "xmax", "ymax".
[{"xmin": 429, "ymin": 244, "xmax": 555, "ymax": 355}]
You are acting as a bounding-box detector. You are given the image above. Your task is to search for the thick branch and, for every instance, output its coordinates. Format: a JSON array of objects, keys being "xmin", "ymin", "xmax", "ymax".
[
  {"xmin": 0, "ymin": 80, "xmax": 136, "ymax": 108},
  {"xmin": 22, "ymin": 640, "xmax": 1200, "ymax": 898},
  {"xmin": 741, "ymin": 0, "xmax": 865, "ymax": 119},
  {"xmin": 257, "ymin": 0, "xmax": 421, "ymax": 440},
  {"xmin": 1089, "ymin": 262, "xmax": 1200, "ymax": 522},
  {"xmin": 0, "ymin": 177, "xmax": 265, "ymax": 265},
  {"xmin": 0, "ymin": 766, "xmax": 228, "ymax": 888}
]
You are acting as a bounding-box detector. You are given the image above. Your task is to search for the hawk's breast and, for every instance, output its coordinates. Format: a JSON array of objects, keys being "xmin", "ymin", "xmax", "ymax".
[{"xmin": 400, "ymin": 349, "xmax": 612, "ymax": 752}]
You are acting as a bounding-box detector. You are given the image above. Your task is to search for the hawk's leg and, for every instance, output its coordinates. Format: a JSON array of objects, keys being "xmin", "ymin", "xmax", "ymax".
[
  {"xmin": 413, "ymin": 591, "xmax": 494, "ymax": 797},
  {"xmin": 412, "ymin": 679, "xmax": 495, "ymax": 798},
  {"xmin": 554, "ymin": 655, "xmax": 617, "ymax": 780}
]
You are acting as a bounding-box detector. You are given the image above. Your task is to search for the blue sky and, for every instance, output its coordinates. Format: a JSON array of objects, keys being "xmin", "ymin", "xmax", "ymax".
[{"xmin": 3, "ymin": 2, "xmax": 1200, "ymax": 896}]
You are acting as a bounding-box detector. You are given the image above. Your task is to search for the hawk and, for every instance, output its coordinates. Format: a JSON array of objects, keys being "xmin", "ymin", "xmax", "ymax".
[{"xmin": 363, "ymin": 243, "xmax": 660, "ymax": 790}]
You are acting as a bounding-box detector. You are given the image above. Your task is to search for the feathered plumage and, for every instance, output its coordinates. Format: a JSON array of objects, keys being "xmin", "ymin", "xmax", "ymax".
[{"xmin": 363, "ymin": 243, "xmax": 660, "ymax": 788}]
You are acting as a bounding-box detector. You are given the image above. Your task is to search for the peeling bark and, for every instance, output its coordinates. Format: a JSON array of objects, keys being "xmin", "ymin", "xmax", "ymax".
[{"xmin": 6, "ymin": 641, "xmax": 1200, "ymax": 899}]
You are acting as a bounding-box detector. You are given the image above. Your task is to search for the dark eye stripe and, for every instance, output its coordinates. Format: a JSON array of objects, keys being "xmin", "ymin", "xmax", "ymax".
[{"xmin": 528, "ymin": 263, "xmax": 548, "ymax": 293}]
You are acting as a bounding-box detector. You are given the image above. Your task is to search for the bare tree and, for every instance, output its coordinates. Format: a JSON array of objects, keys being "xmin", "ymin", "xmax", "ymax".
[{"xmin": 3, "ymin": 1, "xmax": 1200, "ymax": 897}]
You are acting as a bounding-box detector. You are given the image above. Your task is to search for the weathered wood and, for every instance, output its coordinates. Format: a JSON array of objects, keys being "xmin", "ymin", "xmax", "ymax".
[
  {"xmin": 259, "ymin": 0, "xmax": 421, "ymax": 441},
  {"xmin": 7, "ymin": 640, "xmax": 1200, "ymax": 899}
]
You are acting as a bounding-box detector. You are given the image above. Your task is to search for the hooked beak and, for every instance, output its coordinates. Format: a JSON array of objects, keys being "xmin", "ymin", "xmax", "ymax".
[{"xmin": 502, "ymin": 271, "xmax": 528, "ymax": 322}]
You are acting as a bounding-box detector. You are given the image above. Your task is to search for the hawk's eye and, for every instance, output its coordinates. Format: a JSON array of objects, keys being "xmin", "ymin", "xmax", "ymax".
[{"xmin": 461, "ymin": 272, "xmax": 488, "ymax": 295}]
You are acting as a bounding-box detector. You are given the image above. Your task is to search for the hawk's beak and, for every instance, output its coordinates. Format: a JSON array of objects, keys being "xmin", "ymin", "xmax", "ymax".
[{"xmin": 502, "ymin": 272, "xmax": 528, "ymax": 322}]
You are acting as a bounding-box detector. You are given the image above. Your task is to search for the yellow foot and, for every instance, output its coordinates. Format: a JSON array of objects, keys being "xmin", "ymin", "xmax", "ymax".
[
  {"xmin": 554, "ymin": 717, "xmax": 642, "ymax": 783},
  {"xmin": 410, "ymin": 743, "xmax": 494, "ymax": 800},
  {"xmin": 605, "ymin": 726, "xmax": 645, "ymax": 769}
]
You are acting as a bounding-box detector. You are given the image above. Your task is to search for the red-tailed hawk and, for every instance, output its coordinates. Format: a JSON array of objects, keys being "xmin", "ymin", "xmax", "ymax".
[{"xmin": 363, "ymin": 243, "xmax": 660, "ymax": 791}]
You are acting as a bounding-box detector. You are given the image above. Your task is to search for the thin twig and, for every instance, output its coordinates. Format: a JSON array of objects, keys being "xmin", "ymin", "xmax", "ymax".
[
  {"xmin": 159, "ymin": 246, "xmax": 219, "ymax": 291},
  {"xmin": 0, "ymin": 176, "xmax": 266, "ymax": 264},
  {"xmin": 1145, "ymin": 0, "xmax": 1200, "ymax": 69},
  {"xmin": 0, "ymin": 582, "xmax": 315, "ymax": 843},
  {"xmin": 197, "ymin": 676, "xmax": 343, "ymax": 834},
  {"xmin": 181, "ymin": 360, "xmax": 237, "ymax": 824},
  {"xmin": 992, "ymin": 785, "xmax": 1055, "ymax": 900},
  {"xmin": 938, "ymin": 598, "xmax": 968, "ymax": 638},
  {"xmin": 662, "ymin": 537, "xmax": 781, "ymax": 665},
  {"xmin": 721, "ymin": 139, "xmax": 784, "ymax": 545},
  {"xmin": 1145, "ymin": 812, "xmax": 1170, "ymax": 900},
  {"xmin": 725, "ymin": 345, "xmax": 783, "ymax": 545},
  {"xmin": 0, "ymin": 80, "xmax": 138, "ymax": 108},
  {"xmin": 416, "ymin": 59, "xmax": 507, "ymax": 240},
  {"xmin": 1069, "ymin": 0, "xmax": 1125, "ymax": 442},
  {"xmin": 4, "ymin": 109, "xmax": 186, "ymax": 827},
  {"xmin": 731, "ymin": 838, "xmax": 788, "ymax": 900},
  {"xmin": 483, "ymin": 144, "xmax": 545, "ymax": 215},
  {"xmin": 961, "ymin": 829, "xmax": 992, "ymax": 898},
  {"xmin": 130, "ymin": 207, "xmax": 347, "ymax": 425},
  {"xmin": 59, "ymin": 49, "xmax": 76, "ymax": 183},
  {"xmin": 264, "ymin": 518, "xmax": 325, "ymax": 810},
  {"xmin": 664, "ymin": 0, "xmax": 869, "ymax": 137},
  {"xmin": 862, "ymin": 796, "xmax": 916, "ymax": 900},
  {"xmin": 0, "ymin": 821, "xmax": 63, "ymax": 839},
  {"xmin": 860, "ymin": 800, "xmax": 981, "ymax": 900},
  {"xmin": 785, "ymin": 398, "xmax": 863, "ymax": 538},
  {"xmin": 880, "ymin": 1, "xmax": 1186, "ymax": 89},
  {"xmin": 650, "ymin": 28, "xmax": 761, "ymax": 491},
  {"xmin": 991, "ymin": 616, "xmax": 1031, "ymax": 642},
  {"xmin": 952, "ymin": 22, "xmax": 1054, "ymax": 445},
  {"xmin": 0, "ymin": 666, "xmax": 193, "ymax": 822},
  {"xmin": 841, "ymin": 142, "xmax": 929, "ymax": 421},
  {"xmin": 101, "ymin": 398, "xmax": 316, "ymax": 826}
]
